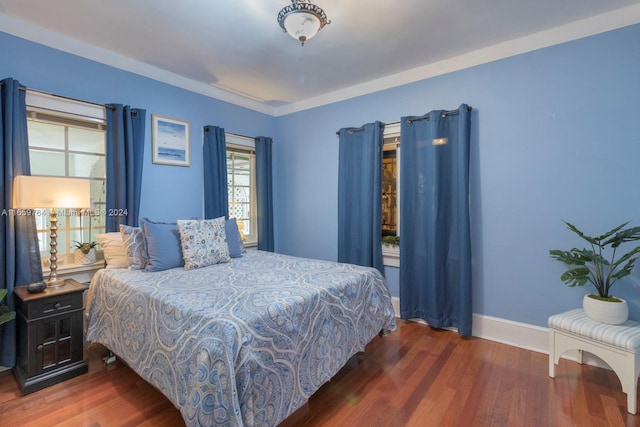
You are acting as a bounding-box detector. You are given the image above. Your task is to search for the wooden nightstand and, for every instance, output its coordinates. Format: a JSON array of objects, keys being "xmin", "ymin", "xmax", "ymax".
[{"xmin": 14, "ymin": 278, "xmax": 88, "ymax": 394}]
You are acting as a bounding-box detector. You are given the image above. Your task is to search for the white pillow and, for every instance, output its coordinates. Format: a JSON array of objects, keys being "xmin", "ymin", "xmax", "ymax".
[{"xmin": 96, "ymin": 232, "xmax": 128, "ymax": 269}]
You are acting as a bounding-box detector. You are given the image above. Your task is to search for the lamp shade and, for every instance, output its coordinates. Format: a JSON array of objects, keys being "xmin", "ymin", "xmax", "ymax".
[
  {"xmin": 278, "ymin": 0, "xmax": 330, "ymax": 46},
  {"xmin": 283, "ymin": 12, "xmax": 321, "ymax": 43},
  {"xmin": 13, "ymin": 175, "xmax": 91, "ymax": 209}
]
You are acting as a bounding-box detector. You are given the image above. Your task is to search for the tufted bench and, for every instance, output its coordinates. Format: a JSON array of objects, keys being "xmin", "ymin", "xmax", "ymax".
[{"xmin": 548, "ymin": 309, "xmax": 640, "ymax": 414}]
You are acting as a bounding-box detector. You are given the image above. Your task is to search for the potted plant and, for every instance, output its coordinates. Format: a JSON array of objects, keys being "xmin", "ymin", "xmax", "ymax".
[
  {"xmin": 0, "ymin": 289, "xmax": 16, "ymax": 327},
  {"xmin": 549, "ymin": 221, "xmax": 640, "ymax": 324},
  {"xmin": 73, "ymin": 209, "xmax": 98, "ymax": 265},
  {"xmin": 381, "ymin": 235, "xmax": 400, "ymax": 248}
]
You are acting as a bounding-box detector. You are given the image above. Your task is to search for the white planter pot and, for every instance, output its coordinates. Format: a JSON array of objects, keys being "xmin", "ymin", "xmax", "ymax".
[
  {"xmin": 582, "ymin": 294, "xmax": 629, "ymax": 325},
  {"xmin": 74, "ymin": 247, "xmax": 96, "ymax": 265}
]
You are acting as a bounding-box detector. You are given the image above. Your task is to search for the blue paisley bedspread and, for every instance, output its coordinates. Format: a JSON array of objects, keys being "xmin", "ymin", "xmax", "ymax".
[{"xmin": 85, "ymin": 250, "xmax": 396, "ymax": 427}]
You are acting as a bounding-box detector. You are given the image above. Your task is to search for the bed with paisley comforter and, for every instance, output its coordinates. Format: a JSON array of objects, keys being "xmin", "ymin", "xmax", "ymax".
[{"xmin": 85, "ymin": 250, "xmax": 396, "ymax": 427}]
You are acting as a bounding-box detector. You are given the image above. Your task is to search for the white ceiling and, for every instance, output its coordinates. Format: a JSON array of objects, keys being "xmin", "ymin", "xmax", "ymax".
[{"xmin": 1, "ymin": 0, "xmax": 640, "ymax": 116}]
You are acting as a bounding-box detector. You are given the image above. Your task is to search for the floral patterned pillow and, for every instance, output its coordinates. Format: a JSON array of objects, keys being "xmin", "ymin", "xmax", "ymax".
[{"xmin": 176, "ymin": 217, "xmax": 230, "ymax": 270}]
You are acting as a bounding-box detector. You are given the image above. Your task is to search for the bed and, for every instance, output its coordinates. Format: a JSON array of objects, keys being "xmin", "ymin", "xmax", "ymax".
[{"xmin": 85, "ymin": 249, "xmax": 396, "ymax": 427}]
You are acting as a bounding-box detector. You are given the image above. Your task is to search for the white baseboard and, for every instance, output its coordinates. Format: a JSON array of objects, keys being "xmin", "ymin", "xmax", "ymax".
[
  {"xmin": 471, "ymin": 312, "xmax": 549, "ymax": 354},
  {"xmin": 391, "ymin": 296, "xmax": 401, "ymax": 317},
  {"xmin": 390, "ymin": 297, "xmax": 610, "ymax": 370}
]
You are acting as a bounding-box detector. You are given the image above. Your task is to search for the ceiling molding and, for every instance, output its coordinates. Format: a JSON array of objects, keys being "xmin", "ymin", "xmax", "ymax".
[
  {"xmin": 1, "ymin": 3, "xmax": 639, "ymax": 118},
  {"xmin": 0, "ymin": 12, "xmax": 277, "ymax": 116},
  {"xmin": 272, "ymin": 3, "xmax": 640, "ymax": 116}
]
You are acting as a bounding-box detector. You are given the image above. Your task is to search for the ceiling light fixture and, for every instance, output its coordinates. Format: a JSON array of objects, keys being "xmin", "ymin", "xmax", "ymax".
[{"xmin": 277, "ymin": 0, "xmax": 330, "ymax": 46}]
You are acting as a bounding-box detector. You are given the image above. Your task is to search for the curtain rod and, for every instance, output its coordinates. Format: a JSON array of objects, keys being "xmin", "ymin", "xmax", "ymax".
[
  {"xmin": 205, "ymin": 128, "xmax": 255, "ymax": 140},
  {"xmin": 225, "ymin": 131, "xmax": 253, "ymax": 139},
  {"xmin": 335, "ymin": 106, "xmax": 472, "ymax": 135},
  {"xmin": 407, "ymin": 105, "xmax": 472, "ymax": 124},
  {"xmin": 335, "ymin": 121, "xmax": 399, "ymax": 136},
  {"xmin": 0, "ymin": 82, "xmax": 25, "ymax": 90},
  {"xmin": 30, "ymin": 88, "xmax": 109, "ymax": 110},
  {"xmin": 205, "ymin": 128, "xmax": 260, "ymax": 143},
  {"xmin": 0, "ymin": 82, "xmax": 123, "ymax": 113},
  {"xmin": 18, "ymin": 85, "xmax": 109, "ymax": 110}
]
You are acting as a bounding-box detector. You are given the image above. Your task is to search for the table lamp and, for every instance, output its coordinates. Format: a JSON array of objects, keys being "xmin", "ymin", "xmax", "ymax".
[{"xmin": 13, "ymin": 175, "xmax": 91, "ymax": 287}]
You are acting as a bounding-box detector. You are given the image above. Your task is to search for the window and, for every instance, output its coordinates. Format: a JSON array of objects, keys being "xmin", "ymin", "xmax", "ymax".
[
  {"xmin": 382, "ymin": 123, "xmax": 400, "ymax": 266},
  {"xmin": 26, "ymin": 91, "xmax": 106, "ymax": 262},
  {"xmin": 382, "ymin": 141, "xmax": 398, "ymax": 237},
  {"xmin": 382, "ymin": 123, "xmax": 400, "ymax": 238},
  {"xmin": 226, "ymin": 133, "xmax": 257, "ymax": 245}
]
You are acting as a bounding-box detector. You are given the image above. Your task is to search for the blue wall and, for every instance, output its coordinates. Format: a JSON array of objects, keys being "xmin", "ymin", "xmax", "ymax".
[
  {"xmin": 274, "ymin": 24, "xmax": 640, "ymax": 326},
  {"xmin": 0, "ymin": 31, "xmax": 276, "ymax": 222},
  {"xmin": 3, "ymin": 23, "xmax": 640, "ymax": 328}
]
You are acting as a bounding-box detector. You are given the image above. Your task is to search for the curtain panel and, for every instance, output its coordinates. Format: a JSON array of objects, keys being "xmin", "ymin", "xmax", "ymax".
[
  {"xmin": 337, "ymin": 121, "xmax": 385, "ymax": 275},
  {"xmin": 105, "ymin": 104, "xmax": 146, "ymax": 231},
  {"xmin": 0, "ymin": 78, "xmax": 43, "ymax": 367},
  {"xmin": 203, "ymin": 125, "xmax": 229, "ymax": 220},
  {"xmin": 399, "ymin": 104, "xmax": 472, "ymax": 336},
  {"xmin": 255, "ymin": 136, "xmax": 274, "ymax": 252}
]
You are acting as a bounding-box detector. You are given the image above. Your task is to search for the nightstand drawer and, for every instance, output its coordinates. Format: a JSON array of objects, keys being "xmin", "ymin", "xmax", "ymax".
[
  {"xmin": 14, "ymin": 280, "xmax": 86, "ymax": 321},
  {"xmin": 20, "ymin": 292, "xmax": 83, "ymax": 320},
  {"xmin": 31, "ymin": 293, "xmax": 81, "ymax": 317}
]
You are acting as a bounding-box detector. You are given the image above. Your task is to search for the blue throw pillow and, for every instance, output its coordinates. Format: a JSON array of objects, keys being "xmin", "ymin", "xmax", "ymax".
[
  {"xmin": 140, "ymin": 218, "xmax": 184, "ymax": 272},
  {"xmin": 225, "ymin": 218, "xmax": 246, "ymax": 258}
]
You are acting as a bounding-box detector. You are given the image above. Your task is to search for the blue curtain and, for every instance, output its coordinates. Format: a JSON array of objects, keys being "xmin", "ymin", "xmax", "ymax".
[
  {"xmin": 255, "ymin": 136, "xmax": 274, "ymax": 252},
  {"xmin": 1, "ymin": 78, "xmax": 43, "ymax": 367},
  {"xmin": 337, "ymin": 121, "xmax": 385, "ymax": 275},
  {"xmin": 203, "ymin": 125, "xmax": 228, "ymax": 219},
  {"xmin": 105, "ymin": 104, "xmax": 146, "ymax": 231},
  {"xmin": 399, "ymin": 104, "xmax": 472, "ymax": 336}
]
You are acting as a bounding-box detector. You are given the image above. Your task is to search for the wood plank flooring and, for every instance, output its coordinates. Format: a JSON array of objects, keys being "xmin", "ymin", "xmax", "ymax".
[{"xmin": 0, "ymin": 319, "xmax": 637, "ymax": 426}]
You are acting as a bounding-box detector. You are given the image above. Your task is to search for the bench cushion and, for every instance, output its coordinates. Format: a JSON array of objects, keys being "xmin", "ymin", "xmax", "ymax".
[{"xmin": 548, "ymin": 309, "xmax": 640, "ymax": 352}]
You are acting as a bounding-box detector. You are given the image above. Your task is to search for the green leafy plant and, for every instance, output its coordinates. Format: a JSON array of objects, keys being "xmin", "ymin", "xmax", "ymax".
[
  {"xmin": 381, "ymin": 235, "xmax": 400, "ymax": 246},
  {"xmin": 73, "ymin": 240, "xmax": 98, "ymax": 254},
  {"xmin": 549, "ymin": 221, "xmax": 640, "ymax": 300},
  {"xmin": 0, "ymin": 289, "xmax": 16, "ymax": 327},
  {"xmin": 74, "ymin": 209, "xmax": 98, "ymax": 254}
]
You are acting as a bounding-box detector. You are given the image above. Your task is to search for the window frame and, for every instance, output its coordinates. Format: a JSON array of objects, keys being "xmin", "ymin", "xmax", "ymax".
[
  {"xmin": 382, "ymin": 122, "xmax": 400, "ymax": 267},
  {"xmin": 25, "ymin": 90, "xmax": 107, "ymax": 268},
  {"xmin": 225, "ymin": 133, "xmax": 258, "ymax": 247}
]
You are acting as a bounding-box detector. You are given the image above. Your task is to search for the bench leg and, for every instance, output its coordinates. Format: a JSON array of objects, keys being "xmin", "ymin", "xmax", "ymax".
[
  {"xmin": 603, "ymin": 350, "xmax": 638, "ymax": 414},
  {"xmin": 549, "ymin": 329, "xmax": 556, "ymax": 378},
  {"xmin": 621, "ymin": 372, "xmax": 638, "ymax": 414},
  {"xmin": 621, "ymin": 356, "xmax": 639, "ymax": 414},
  {"xmin": 628, "ymin": 390, "xmax": 637, "ymax": 415}
]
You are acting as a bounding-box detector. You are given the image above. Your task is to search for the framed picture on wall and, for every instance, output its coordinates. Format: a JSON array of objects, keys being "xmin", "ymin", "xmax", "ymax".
[{"xmin": 152, "ymin": 114, "xmax": 190, "ymax": 166}]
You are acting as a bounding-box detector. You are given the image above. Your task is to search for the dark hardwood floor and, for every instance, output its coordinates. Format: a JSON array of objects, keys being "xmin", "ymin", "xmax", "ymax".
[{"xmin": 0, "ymin": 319, "xmax": 637, "ymax": 426}]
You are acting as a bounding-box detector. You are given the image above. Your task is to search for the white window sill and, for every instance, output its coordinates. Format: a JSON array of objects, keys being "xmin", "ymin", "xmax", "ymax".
[
  {"xmin": 42, "ymin": 260, "xmax": 104, "ymax": 276},
  {"xmin": 382, "ymin": 244, "xmax": 399, "ymax": 267},
  {"xmin": 41, "ymin": 253, "xmax": 105, "ymax": 283}
]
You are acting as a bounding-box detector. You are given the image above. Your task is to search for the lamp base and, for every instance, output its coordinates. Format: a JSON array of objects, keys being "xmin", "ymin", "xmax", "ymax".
[{"xmin": 46, "ymin": 277, "xmax": 66, "ymax": 288}]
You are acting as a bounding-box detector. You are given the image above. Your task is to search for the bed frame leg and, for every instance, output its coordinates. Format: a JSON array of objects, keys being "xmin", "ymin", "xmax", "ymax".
[{"xmin": 103, "ymin": 351, "xmax": 117, "ymax": 365}]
